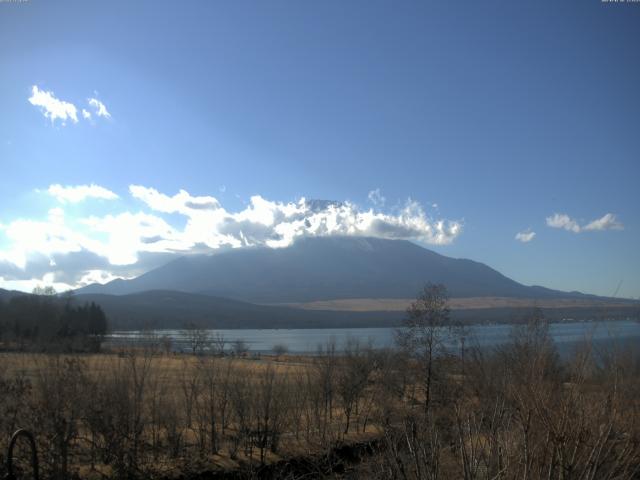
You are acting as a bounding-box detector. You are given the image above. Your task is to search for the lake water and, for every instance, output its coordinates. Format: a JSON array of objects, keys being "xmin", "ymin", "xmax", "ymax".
[{"xmin": 106, "ymin": 319, "xmax": 640, "ymax": 356}]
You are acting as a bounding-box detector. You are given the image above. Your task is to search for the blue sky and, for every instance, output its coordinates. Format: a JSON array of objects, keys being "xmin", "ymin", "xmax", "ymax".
[{"xmin": 1, "ymin": 0, "xmax": 639, "ymax": 298}]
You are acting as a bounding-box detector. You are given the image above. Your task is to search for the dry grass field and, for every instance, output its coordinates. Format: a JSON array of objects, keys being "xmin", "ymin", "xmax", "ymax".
[
  {"xmin": 0, "ymin": 347, "xmax": 388, "ymax": 479},
  {"xmin": 1, "ymin": 318, "xmax": 639, "ymax": 479},
  {"xmin": 279, "ymin": 296, "xmax": 640, "ymax": 311}
]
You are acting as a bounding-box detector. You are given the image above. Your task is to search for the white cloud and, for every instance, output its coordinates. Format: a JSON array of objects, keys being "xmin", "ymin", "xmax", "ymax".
[
  {"xmin": 131, "ymin": 186, "xmax": 462, "ymax": 249},
  {"xmin": 546, "ymin": 212, "xmax": 623, "ymax": 233},
  {"xmin": 0, "ymin": 186, "xmax": 462, "ymax": 290},
  {"xmin": 0, "ymin": 212, "xmax": 91, "ymax": 270},
  {"xmin": 515, "ymin": 230, "xmax": 536, "ymax": 243},
  {"xmin": 77, "ymin": 269, "xmax": 127, "ymax": 287},
  {"xmin": 583, "ymin": 213, "xmax": 624, "ymax": 231},
  {"xmin": 28, "ymin": 85, "xmax": 78, "ymax": 125},
  {"xmin": 0, "ymin": 205, "xmax": 175, "ymax": 288},
  {"xmin": 367, "ymin": 188, "xmax": 386, "ymax": 207},
  {"xmin": 48, "ymin": 184, "xmax": 119, "ymax": 203},
  {"xmin": 0, "ymin": 269, "xmax": 125, "ymax": 293},
  {"xmin": 88, "ymin": 98, "xmax": 111, "ymax": 118},
  {"xmin": 28, "ymin": 86, "xmax": 112, "ymax": 125},
  {"xmin": 82, "ymin": 211, "xmax": 180, "ymax": 265},
  {"xmin": 129, "ymin": 185, "xmax": 220, "ymax": 214},
  {"xmin": 0, "ymin": 274, "xmax": 77, "ymax": 294},
  {"xmin": 546, "ymin": 213, "xmax": 581, "ymax": 233},
  {"xmin": 48, "ymin": 207, "xmax": 64, "ymax": 225}
]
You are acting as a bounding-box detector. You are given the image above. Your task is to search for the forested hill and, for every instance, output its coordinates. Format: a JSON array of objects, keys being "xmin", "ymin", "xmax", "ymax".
[{"xmin": 0, "ymin": 291, "xmax": 108, "ymax": 351}]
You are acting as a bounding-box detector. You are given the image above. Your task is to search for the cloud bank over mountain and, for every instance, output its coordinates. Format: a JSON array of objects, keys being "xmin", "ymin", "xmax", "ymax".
[{"xmin": 0, "ymin": 184, "xmax": 462, "ymax": 291}]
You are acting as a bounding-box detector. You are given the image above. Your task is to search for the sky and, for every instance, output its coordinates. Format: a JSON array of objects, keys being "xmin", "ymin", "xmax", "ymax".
[{"xmin": 0, "ymin": 0, "xmax": 639, "ymax": 298}]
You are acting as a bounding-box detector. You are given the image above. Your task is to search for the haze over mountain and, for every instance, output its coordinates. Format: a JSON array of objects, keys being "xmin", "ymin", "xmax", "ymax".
[{"xmin": 78, "ymin": 236, "xmax": 602, "ymax": 303}]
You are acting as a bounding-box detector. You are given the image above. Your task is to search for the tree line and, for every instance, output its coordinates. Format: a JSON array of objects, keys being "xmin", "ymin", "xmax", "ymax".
[{"xmin": 0, "ymin": 288, "xmax": 108, "ymax": 352}]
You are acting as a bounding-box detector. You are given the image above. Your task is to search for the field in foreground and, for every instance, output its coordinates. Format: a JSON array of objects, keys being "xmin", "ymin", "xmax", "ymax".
[{"xmin": 1, "ymin": 321, "xmax": 639, "ymax": 479}]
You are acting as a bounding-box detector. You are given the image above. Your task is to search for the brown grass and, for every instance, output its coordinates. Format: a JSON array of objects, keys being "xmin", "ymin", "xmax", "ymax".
[{"xmin": 275, "ymin": 296, "xmax": 638, "ymax": 311}]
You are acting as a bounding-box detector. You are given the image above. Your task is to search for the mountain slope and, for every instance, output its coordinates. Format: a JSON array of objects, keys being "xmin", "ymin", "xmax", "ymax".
[
  {"xmin": 74, "ymin": 290, "xmax": 401, "ymax": 329},
  {"xmin": 74, "ymin": 290, "xmax": 639, "ymax": 330},
  {"xmin": 0, "ymin": 288, "xmax": 28, "ymax": 302},
  {"xmin": 78, "ymin": 236, "xmax": 600, "ymax": 303}
]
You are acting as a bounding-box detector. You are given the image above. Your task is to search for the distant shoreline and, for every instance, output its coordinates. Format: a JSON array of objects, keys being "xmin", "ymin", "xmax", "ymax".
[
  {"xmin": 274, "ymin": 296, "xmax": 640, "ymax": 312},
  {"xmin": 109, "ymin": 315, "xmax": 640, "ymax": 332}
]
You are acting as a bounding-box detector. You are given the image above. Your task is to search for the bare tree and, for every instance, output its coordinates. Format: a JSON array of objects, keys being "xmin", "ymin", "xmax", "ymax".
[
  {"xmin": 33, "ymin": 356, "xmax": 86, "ymax": 479},
  {"xmin": 0, "ymin": 366, "xmax": 32, "ymax": 478},
  {"xmin": 232, "ymin": 338, "xmax": 249, "ymax": 357},
  {"xmin": 216, "ymin": 360, "xmax": 234, "ymax": 438},
  {"xmin": 182, "ymin": 323, "xmax": 210, "ymax": 355},
  {"xmin": 336, "ymin": 338, "xmax": 374, "ymax": 434},
  {"xmin": 178, "ymin": 358, "xmax": 202, "ymax": 447},
  {"xmin": 312, "ymin": 338, "xmax": 338, "ymax": 445},
  {"xmin": 229, "ymin": 373, "xmax": 252, "ymax": 459},
  {"xmin": 288, "ymin": 370, "xmax": 309, "ymax": 441},
  {"xmin": 253, "ymin": 365, "xmax": 289, "ymax": 463},
  {"xmin": 159, "ymin": 334, "xmax": 173, "ymax": 355},
  {"xmin": 32, "ymin": 285, "xmax": 57, "ymax": 296},
  {"xmin": 272, "ymin": 343, "xmax": 288, "ymax": 357},
  {"xmin": 211, "ymin": 332, "xmax": 227, "ymax": 356},
  {"xmin": 396, "ymin": 283, "xmax": 455, "ymax": 415},
  {"xmin": 195, "ymin": 356, "xmax": 222, "ymax": 454}
]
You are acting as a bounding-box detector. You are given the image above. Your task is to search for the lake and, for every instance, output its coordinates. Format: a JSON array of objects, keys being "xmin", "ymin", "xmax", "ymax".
[{"xmin": 106, "ymin": 319, "xmax": 640, "ymax": 356}]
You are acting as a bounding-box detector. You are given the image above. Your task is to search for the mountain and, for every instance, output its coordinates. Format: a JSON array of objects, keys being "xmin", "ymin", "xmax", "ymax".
[
  {"xmin": 0, "ymin": 288, "xmax": 28, "ymax": 302},
  {"xmin": 77, "ymin": 236, "xmax": 604, "ymax": 303}
]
